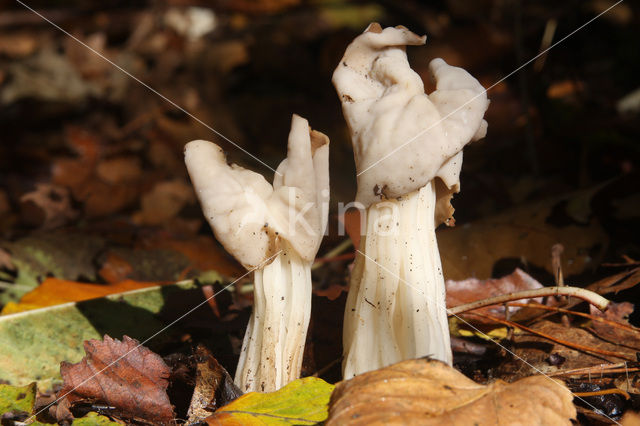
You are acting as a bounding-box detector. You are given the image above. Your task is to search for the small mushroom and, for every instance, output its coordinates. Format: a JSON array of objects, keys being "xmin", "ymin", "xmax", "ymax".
[
  {"xmin": 184, "ymin": 114, "xmax": 330, "ymax": 392},
  {"xmin": 333, "ymin": 24, "xmax": 489, "ymax": 378}
]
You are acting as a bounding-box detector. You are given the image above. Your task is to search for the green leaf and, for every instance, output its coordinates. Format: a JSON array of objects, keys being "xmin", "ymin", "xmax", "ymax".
[
  {"xmin": 0, "ymin": 382, "xmax": 36, "ymax": 415},
  {"xmin": 0, "ymin": 232, "xmax": 106, "ymax": 304},
  {"xmin": 72, "ymin": 412, "xmax": 121, "ymax": 425},
  {"xmin": 206, "ymin": 377, "xmax": 334, "ymax": 425},
  {"xmin": 0, "ymin": 278, "xmax": 220, "ymax": 389}
]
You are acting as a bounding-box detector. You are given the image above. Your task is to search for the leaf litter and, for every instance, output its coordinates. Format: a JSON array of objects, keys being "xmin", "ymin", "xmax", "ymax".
[{"xmin": 0, "ymin": 1, "xmax": 639, "ymax": 424}]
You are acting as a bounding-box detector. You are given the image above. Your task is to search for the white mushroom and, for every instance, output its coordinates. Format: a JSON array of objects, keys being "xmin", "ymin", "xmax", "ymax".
[
  {"xmin": 184, "ymin": 114, "xmax": 330, "ymax": 392},
  {"xmin": 333, "ymin": 23, "xmax": 489, "ymax": 378}
]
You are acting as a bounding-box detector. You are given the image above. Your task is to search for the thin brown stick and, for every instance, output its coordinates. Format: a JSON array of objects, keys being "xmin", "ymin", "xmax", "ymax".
[
  {"xmin": 448, "ymin": 286, "xmax": 610, "ymax": 316},
  {"xmin": 312, "ymin": 357, "xmax": 342, "ymax": 378},
  {"xmin": 509, "ymin": 302, "xmax": 640, "ymax": 334},
  {"xmin": 574, "ymin": 389, "xmax": 631, "ymax": 400},
  {"xmin": 549, "ymin": 365, "xmax": 640, "ymax": 377},
  {"xmin": 466, "ymin": 312, "xmax": 636, "ymax": 361}
]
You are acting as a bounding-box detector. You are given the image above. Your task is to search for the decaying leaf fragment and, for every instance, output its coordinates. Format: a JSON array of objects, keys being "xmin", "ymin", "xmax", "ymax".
[
  {"xmin": 589, "ymin": 301, "xmax": 640, "ymax": 351},
  {"xmin": 327, "ymin": 358, "xmax": 576, "ymax": 425},
  {"xmin": 446, "ymin": 268, "xmax": 543, "ymax": 323},
  {"xmin": 186, "ymin": 345, "xmax": 242, "ymax": 423},
  {"xmin": 56, "ymin": 335, "xmax": 174, "ymax": 424}
]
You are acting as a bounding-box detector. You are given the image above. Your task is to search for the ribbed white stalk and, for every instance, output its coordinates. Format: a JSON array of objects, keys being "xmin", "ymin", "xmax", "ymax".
[
  {"xmin": 342, "ymin": 182, "xmax": 452, "ymax": 379},
  {"xmin": 235, "ymin": 248, "xmax": 312, "ymax": 392}
]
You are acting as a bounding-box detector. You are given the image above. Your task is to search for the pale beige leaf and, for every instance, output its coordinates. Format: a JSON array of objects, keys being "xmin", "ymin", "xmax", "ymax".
[{"xmin": 327, "ymin": 358, "xmax": 576, "ymax": 425}]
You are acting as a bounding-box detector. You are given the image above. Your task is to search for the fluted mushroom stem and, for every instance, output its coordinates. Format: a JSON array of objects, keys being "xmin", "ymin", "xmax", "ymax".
[
  {"xmin": 235, "ymin": 248, "xmax": 312, "ymax": 392},
  {"xmin": 343, "ymin": 182, "xmax": 452, "ymax": 379}
]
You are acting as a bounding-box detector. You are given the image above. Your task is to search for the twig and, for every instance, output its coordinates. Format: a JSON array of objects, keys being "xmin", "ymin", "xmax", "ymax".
[
  {"xmin": 548, "ymin": 363, "xmax": 640, "ymax": 377},
  {"xmin": 465, "ymin": 312, "xmax": 635, "ymax": 362},
  {"xmin": 312, "ymin": 357, "xmax": 342, "ymax": 378},
  {"xmin": 311, "ymin": 239, "xmax": 353, "ymax": 271},
  {"xmin": 574, "ymin": 389, "xmax": 630, "ymax": 400},
  {"xmin": 448, "ymin": 286, "xmax": 610, "ymax": 316},
  {"xmin": 509, "ymin": 302, "xmax": 640, "ymax": 334}
]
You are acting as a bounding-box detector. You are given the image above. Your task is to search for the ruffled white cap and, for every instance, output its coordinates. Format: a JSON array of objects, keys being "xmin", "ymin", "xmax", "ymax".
[
  {"xmin": 184, "ymin": 114, "xmax": 329, "ymax": 269},
  {"xmin": 332, "ymin": 23, "xmax": 488, "ymax": 222}
]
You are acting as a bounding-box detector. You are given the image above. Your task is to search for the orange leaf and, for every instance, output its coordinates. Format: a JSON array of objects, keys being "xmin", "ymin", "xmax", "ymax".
[
  {"xmin": 99, "ymin": 252, "xmax": 135, "ymax": 283},
  {"xmin": 7, "ymin": 278, "xmax": 163, "ymax": 313}
]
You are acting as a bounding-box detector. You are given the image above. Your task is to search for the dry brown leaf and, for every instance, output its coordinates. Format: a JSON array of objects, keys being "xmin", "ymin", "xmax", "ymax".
[
  {"xmin": 132, "ymin": 179, "xmax": 195, "ymax": 226},
  {"xmin": 437, "ymin": 194, "xmax": 608, "ymax": 280},
  {"xmin": 497, "ymin": 320, "xmax": 638, "ymax": 381},
  {"xmin": 187, "ymin": 345, "xmax": 242, "ymax": 423},
  {"xmin": 138, "ymin": 234, "xmax": 244, "ymax": 277},
  {"xmin": 446, "ymin": 268, "xmax": 543, "ymax": 323},
  {"xmin": 0, "ymin": 32, "xmax": 38, "ymax": 58},
  {"xmin": 96, "ymin": 156, "xmax": 142, "ymax": 184},
  {"xmin": 99, "ymin": 251, "xmax": 135, "ymax": 283},
  {"xmin": 57, "ymin": 335, "xmax": 174, "ymax": 424},
  {"xmin": 590, "ymin": 302, "xmax": 640, "ymax": 351},
  {"xmin": 327, "ymin": 358, "xmax": 576, "ymax": 425},
  {"xmin": 621, "ymin": 411, "xmax": 640, "ymax": 426},
  {"xmin": 19, "ymin": 183, "xmax": 78, "ymax": 229}
]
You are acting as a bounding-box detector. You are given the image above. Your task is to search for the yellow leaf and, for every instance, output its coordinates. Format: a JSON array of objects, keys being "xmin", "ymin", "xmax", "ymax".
[{"xmin": 205, "ymin": 377, "xmax": 334, "ymax": 425}]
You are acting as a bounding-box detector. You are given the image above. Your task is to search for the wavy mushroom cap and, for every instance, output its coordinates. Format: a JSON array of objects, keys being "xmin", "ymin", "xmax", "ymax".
[
  {"xmin": 332, "ymin": 23, "xmax": 489, "ymax": 218},
  {"xmin": 185, "ymin": 114, "xmax": 329, "ymax": 269}
]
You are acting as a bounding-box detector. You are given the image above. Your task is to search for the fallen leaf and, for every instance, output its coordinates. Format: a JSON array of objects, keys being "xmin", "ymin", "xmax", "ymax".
[
  {"xmin": 132, "ymin": 179, "xmax": 195, "ymax": 226},
  {"xmin": 438, "ymin": 191, "xmax": 608, "ymax": 280},
  {"xmin": 187, "ymin": 345, "xmax": 242, "ymax": 423},
  {"xmin": 622, "ymin": 411, "xmax": 640, "ymax": 426},
  {"xmin": 95, "ymin": 156, "xmax": 142, "ymax": 184},
  {"xmin": 446, "ymin": 268, "xmax": 543, "ymax": 323},
  {"xmin": 57, "ymin": 335, "xmax": 174, "ymax": 424},
  {"xmin": 496, "ymin": 320, "xmax": 638, "ymax": 381},
  {"xmin": 19, "ymin": 183, "xmax": 78, "ymax": 229},
  {"xmin": 589, "ymin": 302, "xmax": 640, "ymax": 351},
  {"xmin": 0, "ymin": 279, "xmax": 208, "ymax": 388},
  {"xmin": 3, "ymin": 277, "xmax": 162, "ymax": 314},
  {"xmin": 98, "ymin": 252, "xmax": 135, "ymax": 283},
  {"xmin": 97, "ymin": 247, "xmax": 191, "ymax": 282},
  {"xmin": 140, "ymin": 234, "xmax": 244, "ymax": 277},
  {"xmin": 0, "ymin": 382, "xmax": 36, "ymax": 417},
  {"xmin": 0, "ymin": 32, "xmax": 38, "ymax": 58},
  {"xmin": 0, "ymin": 231, "xmax": 106, "ymax": 304},
  {"xmin": 205, "ymin": 377, "xmax": 334, "ymax": 425},
  {"xmin": 1, "ymin": 49, "xmax": 99, "ymax": 104},
  {"xmin": 327, "ymin": 358, "xmax": 576, "ymax": 425},
  {"xmin": 69, "ymin": 412, "xmax": 121, "ymax": 425}
]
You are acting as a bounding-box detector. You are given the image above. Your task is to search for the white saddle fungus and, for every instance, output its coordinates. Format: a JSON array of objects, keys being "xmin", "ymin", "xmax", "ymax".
[
  {"xmin": 184, "ymin": 114, "xmax": 329, "ymax": 392},
  {"xmin": 333, "ymin": 23, "xmax": 489, "ymax": 378}
]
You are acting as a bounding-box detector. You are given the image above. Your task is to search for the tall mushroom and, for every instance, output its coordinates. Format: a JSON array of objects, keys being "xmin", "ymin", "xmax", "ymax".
[
  {"xmin": 184, "ymin": 114, "xmax": 330, "ymax": 392},
  {"xmin": 333, "ymin": 24, "xmax": 489, "ymax": 378}
]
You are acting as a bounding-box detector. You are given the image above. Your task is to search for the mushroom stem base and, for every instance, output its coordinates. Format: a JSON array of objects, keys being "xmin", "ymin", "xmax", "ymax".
[
  {"xmin": 235, "ymin": 249, "xmax": 312, "ymax": 392},
  {"xmin": 343, "ymin": 182, "xmax": 452, "ymax": 379}
]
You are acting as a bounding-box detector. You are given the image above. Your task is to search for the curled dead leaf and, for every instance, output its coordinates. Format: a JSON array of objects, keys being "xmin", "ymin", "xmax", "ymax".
[
  {"xmin": 446, "ymin": 268, "xmax": 543, "ymax": 323},
  {"xmin": 57, "ymin": 335, "xmax": 174, "ymax": 424},
  {"xmin": 589, "ymin": 301, "xmax": 640, "ymax": 351},
  {"xmin": 186, "ymin": 345, "xmax": 242, "ymax": 423},
  {"xmin": 327, "ymin": 358, "xmax": 576, "ymax": 425}
]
